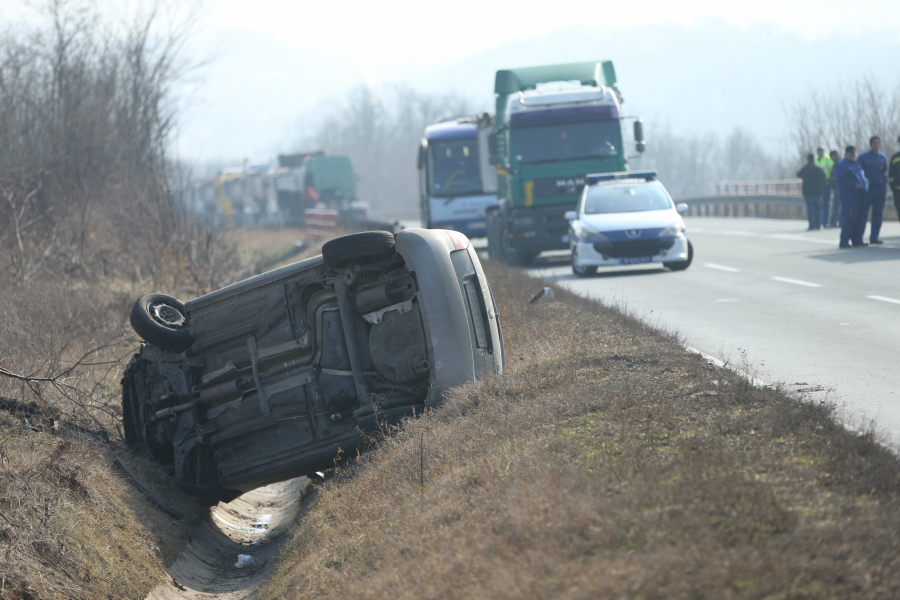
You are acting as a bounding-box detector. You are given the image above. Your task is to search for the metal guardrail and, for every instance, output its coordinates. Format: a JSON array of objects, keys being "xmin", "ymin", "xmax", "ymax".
[
  {"xmin": 716, "ymin": 180, "xmax": 802, "ymax": 196},
  {"xmin": 681, "ymin": 194, "xmax": 898, "ymax": 221},
  {"xmin": 304, "ymin": 208, "xmax": 339, "ymax": 241}
]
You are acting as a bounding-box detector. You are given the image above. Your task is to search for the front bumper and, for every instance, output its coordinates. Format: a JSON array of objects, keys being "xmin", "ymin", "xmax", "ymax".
[
  {"xmin": 574, "ymin": 235, "xmax": 688, "ymax": 266},
  {"xmin": 506, "ymin": 204, "xmax": 575, "ymax": 253}
]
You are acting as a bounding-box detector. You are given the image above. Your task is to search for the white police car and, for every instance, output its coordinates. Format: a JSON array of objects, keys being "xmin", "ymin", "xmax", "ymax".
[{"xmin": 565, "ymin": 171, "xmax": 692, "ymax": 277}]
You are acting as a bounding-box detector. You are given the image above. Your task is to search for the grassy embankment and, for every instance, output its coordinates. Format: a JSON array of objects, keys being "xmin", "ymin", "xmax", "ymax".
[
  {"xmin": 0, "ymin": 229, "xmax": 317, "ymax": 600},
  {"xmin": 264, "ymin": 257, "xmax": 900, "ymax": 599}
]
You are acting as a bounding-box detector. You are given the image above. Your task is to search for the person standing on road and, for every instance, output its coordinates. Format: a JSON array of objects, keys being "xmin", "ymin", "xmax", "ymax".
[
  {"xmin": 827, "ymin": 149, "xmax": 841, "ymax": 227},
  {"xmin": 857, "ymin": 136, "xmax": 888, "ymax": 244},
  {"xmin": 797, "ymin": 153, "xmax": 827, "ymax": 230},
  {"xmin": 835, "ymin": 145, "xmax": 869, "ymax": 248},
  {"xmin": 815, "ymin": 146, "xmax": 834, "ymax": 227},
  {"xmin": 889, "ymin": 135, "xmax": 900, "ymax": 223}
]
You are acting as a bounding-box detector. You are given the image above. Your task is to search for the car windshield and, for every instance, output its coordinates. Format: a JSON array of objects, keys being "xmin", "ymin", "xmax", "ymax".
[
  {"xmin": 429, "ymin": 139, "xmax": 483, "ymax": 197},
  {"xmin": 583, "ymin": 183, "xmax": 672, "ymax": 214},
  {"xmin": 511, "ymin": 120, "xmax": 621, "ymax": 164}
]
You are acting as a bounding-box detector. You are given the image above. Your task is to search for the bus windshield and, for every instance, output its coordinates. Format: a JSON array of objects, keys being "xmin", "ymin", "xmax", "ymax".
[
  {"xmin": 511, "ymin": 120, "xmax": 621, "ymax": 164},
  {"xmin": 584, "ymin": 184, "xmax": 672, "ymax": 214},
  {"xmin": 428, "ymin": 139, "xmax": 483, "ymax": 197}
]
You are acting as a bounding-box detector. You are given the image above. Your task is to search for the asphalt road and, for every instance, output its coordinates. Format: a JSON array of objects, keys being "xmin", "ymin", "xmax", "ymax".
[{"xmin": 526, "ymin": 217, "xmax": 900, "ymax": 446}]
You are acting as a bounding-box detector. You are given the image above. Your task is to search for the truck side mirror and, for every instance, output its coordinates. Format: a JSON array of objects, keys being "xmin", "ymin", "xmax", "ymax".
[
  {"xmin": 633, "ymin": 120, "xmax": 646, "ymax": 153},
  {"xmin": 417, "ymin": 143, "xmax": 427, "ymax": 169},
  {"xmin": 487, "ymin": 132, "xmax": 498, "ymax": 165}
]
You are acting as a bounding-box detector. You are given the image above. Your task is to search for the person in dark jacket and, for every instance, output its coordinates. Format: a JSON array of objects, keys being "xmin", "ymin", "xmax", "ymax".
[
  {"xmin": 857, "ymin": 136, "xmax": 888, "ymax": 243},
  {"xmin": 889, "ymin": 135, "xmax": 900, "ymax": 222},
  {"xmin": 827, "ymin": 149, "xmax": 841, "ymax": 227},
  {"xmin": 835, "ymin": 145, "xmax": 869, "ymax": 248},
  {"xmin": 797, "ymin": 153, "xmax": 827, "ymax": 230}
]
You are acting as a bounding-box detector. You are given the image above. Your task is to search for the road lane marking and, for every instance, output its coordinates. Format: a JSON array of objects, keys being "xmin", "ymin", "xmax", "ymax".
[
  {"xmin": 771, "ymin": 276, "xmax": 822, "ymax": 287},
  {"xmin": 704, "ymin": 263, "xmax": 741, "ymax": 272},
  {"xmin": 765, "ymin": 234, "xmax": 838, "ymax": 245},
  {"xmin": 867, "ymin": 295, "xmax": 900, "ymax": 305},
  {"xmin": 714, "ymin": 298, "xmax": 740, "ymax": 302}
]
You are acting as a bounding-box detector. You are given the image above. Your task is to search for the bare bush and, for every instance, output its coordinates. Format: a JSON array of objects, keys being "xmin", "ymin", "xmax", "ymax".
[
  {"xmin": 788, "ymin": 75, "xmax": 900, "ymax": 160},
  {"xmin": 293, "ymin": 84, "xmax": 479, "ymax": 214},
  {"xmin": 640, "ymin": 125, "xmax": 783, "ymax": 198}
]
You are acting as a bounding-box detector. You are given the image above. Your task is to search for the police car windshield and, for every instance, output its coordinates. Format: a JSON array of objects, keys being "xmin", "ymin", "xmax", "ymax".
[
  {"xmin": 511, "ymin": 120, "xmax": 620, "ymax": 164},
  {"xmin": 428, "ymin": 139, "xmax": 483, "ymax": 197},
  {"xmin": 583, "ymin": 183, "xmax": 672, "ymax": 214}
]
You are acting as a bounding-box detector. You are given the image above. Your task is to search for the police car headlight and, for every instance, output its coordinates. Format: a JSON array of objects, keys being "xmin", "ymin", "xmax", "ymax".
[
  {"xmin": 578, "ymin": 226, "xmax": 608, "ymax": 241},
  {"xmin": 660, "ymin": 224, "xmax": 684, "ymax": 237}
]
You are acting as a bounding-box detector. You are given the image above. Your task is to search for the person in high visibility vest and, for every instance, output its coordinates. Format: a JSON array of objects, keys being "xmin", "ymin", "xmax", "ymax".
[{"xmin": 814, "ymin": 146, "xmax": 834, "ymax": 227}]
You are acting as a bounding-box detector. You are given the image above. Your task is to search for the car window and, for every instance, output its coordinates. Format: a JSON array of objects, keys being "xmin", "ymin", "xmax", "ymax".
[{"xmin": 583, "ymin": 184, "xmax": 672, "ymax": 214}]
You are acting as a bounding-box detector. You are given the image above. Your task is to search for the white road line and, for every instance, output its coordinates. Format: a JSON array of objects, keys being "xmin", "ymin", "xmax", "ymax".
[
  {"xmin": 704, "ymin": 263, "xmax": 741, "ymax": 272},
  {"xmin": 765, "ymin": 234, "xmax": 839, "ymax": 246},
  {"xmin": 771, "ymin": 276, "xmax": 822, "ymax": 288},
  {"xmin": 867, "ymin": 295, "xmax": 900, "ymax": 305}
]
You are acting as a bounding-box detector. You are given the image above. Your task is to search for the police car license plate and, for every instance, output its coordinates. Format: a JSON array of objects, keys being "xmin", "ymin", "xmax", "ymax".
[{"xmin": 619, "ymin": 257, "xmax": 652, "ymax": 265}]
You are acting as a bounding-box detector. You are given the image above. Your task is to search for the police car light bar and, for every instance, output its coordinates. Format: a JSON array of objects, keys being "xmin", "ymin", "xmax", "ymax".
[{"xmin": 585, "ymin": 171, "xmax": 657, "ymax": 184}]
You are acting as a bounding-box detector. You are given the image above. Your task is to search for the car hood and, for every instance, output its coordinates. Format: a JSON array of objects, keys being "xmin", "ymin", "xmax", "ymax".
[{"xmin": 580, "ymin": 209, "xmax": 681, "ymax": 232}]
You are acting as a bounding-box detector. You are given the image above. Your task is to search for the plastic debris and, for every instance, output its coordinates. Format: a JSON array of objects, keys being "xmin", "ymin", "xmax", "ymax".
[
  {"xmin": 529, "ymin": 287, "xmax": 555, "ymax": 304},
  {"xmin": 235, "ymin": 554, "xmax": 255, "ymax": 568}
]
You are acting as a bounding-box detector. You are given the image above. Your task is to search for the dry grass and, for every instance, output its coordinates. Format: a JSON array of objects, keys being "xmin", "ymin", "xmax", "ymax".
[{"xmin": 263, "ymin": 258, "xmax": 900, "ymax": 599}]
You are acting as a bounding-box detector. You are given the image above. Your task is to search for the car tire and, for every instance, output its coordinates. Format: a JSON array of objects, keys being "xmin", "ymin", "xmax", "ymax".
[
  {"xmin": 357, "ymin": 404, "xmax": 427, "ymax": 435},
  {"xmin": 664, "ymin": 240, "xmax": 693, "ymax": 271},
  {"xmin": 571, "ymin": 246, "xmax": 596, "ymax": 277},
  {"xmin": 322, "ymin": 231, "xmax": 396, "ymax": 267},
  {"xmin": 130, "ymin": 294, "xmax": 193, "ymax": 352}
]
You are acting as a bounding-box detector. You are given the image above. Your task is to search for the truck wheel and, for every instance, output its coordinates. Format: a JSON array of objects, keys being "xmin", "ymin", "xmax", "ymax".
[
  {"xmin": 323, "ymin": 231, "xmax": 395, "ymax": 267},
  {"xmin": 664, "ymin": 240, "xmax": 693, "ymax": 271},
  {"xmin": 130, "ymin": 294, "xmax": 193, "ymax": 352}
]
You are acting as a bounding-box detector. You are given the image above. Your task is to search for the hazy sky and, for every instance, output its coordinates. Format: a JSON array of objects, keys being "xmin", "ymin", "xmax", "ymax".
[{"xmin": 3, "ymin": 0, "xmax": 898, "ymax": 163}]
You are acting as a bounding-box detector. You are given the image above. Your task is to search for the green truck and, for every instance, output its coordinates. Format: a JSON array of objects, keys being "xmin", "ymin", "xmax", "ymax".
[{"xmin": 485, "ymin": 61, "xmax": 646, "ymax": 264}]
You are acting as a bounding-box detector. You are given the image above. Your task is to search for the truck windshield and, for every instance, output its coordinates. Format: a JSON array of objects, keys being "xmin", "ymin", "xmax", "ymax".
[
  {"xmin": 511, "ymin": 120, "xmax": 621, "ymax": 164},
  {"xmin": 584, "ymin": 184, "xmax": 672, "ymax": 214},
  {"xmin": 429, "ymin": 139, "xmax": 483, "ymax": 197}
]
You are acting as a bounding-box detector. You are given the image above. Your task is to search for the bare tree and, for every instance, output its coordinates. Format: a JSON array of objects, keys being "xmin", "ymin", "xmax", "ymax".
[{"xmin": 788, "ymin": 76, "xmax": 900, "ymax": 160}]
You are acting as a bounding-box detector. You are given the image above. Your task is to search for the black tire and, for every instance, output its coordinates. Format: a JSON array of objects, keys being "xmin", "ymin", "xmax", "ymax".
[
  {"xmin": 322, "ymin": 231, "xmax": 396, "ymax": 267},
  {"xmin": 571, "ymin": 246, "xmax": 596, "ymax": 277},
  {"xmin": 357, "ymin": 404, "xmax": 427, "ymax": 435},
  {"xmin": 665, "ymin": 240, "xmax": 694, "ymax": 271},
  {"xmin": 130, "ymin": 294, "xmax": 192, "ymax": 352}
]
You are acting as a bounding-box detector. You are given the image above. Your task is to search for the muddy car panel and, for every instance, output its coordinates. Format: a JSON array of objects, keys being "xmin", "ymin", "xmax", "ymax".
[{"xmin": 122, "ymin": 229, "xmax": 503, "ymax": 500}]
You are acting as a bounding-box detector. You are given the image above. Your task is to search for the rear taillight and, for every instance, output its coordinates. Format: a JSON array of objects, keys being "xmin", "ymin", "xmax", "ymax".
[{"xmin": 444, "ymin": 230, "xmax": 470, "ymax": 250}]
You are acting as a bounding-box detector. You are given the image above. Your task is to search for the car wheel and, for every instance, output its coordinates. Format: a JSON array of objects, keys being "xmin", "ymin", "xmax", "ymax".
[
  {"xmin": 130, "ymin": 293, "xmax": 193, "ymax": 352},
  {"xmin": 571, "ymin": 246, "xmax": 596, "ymax": 277},
  {"xmin": 664, "ymin": 240, "xmax": 693, "ymax": 271},
  {"xmin": 322, "ymin": 231, "xmax": 396, "ymax": 267}
]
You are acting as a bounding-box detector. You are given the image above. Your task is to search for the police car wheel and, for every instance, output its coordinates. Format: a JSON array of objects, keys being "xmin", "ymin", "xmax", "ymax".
[
  {"xmin": 664, "ymin": 240, "xmax": 693, "ymax": 271},
  {"xmin": 571, "ymin": 247, "xmax": 596, "ymax": 277}
]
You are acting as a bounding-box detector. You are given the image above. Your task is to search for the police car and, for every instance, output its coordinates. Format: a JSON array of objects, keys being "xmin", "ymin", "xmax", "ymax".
[{"xmin": 565, "ymin": 171, "xmax": 692, "ymax": 277}]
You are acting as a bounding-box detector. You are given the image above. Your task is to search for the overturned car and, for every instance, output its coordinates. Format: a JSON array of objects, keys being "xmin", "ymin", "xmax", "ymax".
[{"xmin": 122, "ymin": 229, "xmax": 503, "ymax": 503}]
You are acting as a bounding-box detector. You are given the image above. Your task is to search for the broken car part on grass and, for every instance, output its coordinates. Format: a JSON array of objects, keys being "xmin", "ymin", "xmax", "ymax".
[{"xmin": 122, "ymin": 229, "xmax": 504, "ymax": 504}]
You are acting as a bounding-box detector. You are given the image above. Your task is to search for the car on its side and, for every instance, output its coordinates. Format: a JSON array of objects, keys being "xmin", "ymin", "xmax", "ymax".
[
  {"xmin": 565, "ymin": 171, "xmax": 692, "ymax": 277},
  {"xmin": 122, "ymin": 229, "xmax": 503, "ymax": 504}
]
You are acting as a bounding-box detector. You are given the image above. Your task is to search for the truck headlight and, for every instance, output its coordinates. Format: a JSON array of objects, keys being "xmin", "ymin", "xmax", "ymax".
[{"xmin": 512, "ymin": 216, "xmax": 534, "ymax": 227}]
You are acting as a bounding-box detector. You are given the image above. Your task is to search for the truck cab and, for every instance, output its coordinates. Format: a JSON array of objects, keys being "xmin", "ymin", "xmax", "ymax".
[{"xmin": 486, "ymin": 61, "xmax": 645, "ymax": 265}]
